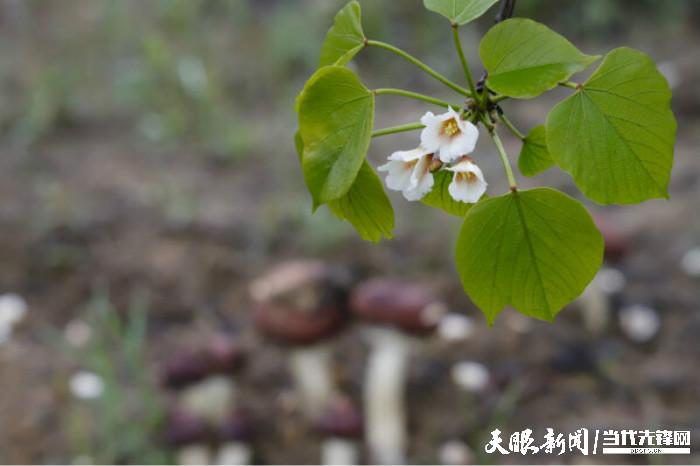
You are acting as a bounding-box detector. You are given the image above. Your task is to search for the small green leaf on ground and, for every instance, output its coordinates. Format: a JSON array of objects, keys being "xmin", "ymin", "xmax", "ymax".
[
  {"xmin": 319, "ymin": 1, "xmax": 365, "ymax": 67},
  {"xmin": 298, "ymin": 66, "xmax": 374, "ymax": 208},
  {"xmin": 480, "ymin": 18, "xmax": 599, "ymax": 98},
  {"xmin": 518, "ymin": 125, "xmax": 554, "ymax": 176},
  {"xmin": 546, "ymin": 47, "xmax": 677, "ymax": 205},
  {"xmin": 423, "ymin": 0, "xmax": 499, "ymax": 25},
  {"xmin": 455, "ymin": 188, "xmax": 603, "ymax": 324}
]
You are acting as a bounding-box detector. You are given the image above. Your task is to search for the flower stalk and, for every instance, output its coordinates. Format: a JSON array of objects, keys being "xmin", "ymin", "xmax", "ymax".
[{"xmin": 489, "ymin": 127, "xmax": 517, "ymax": 191}]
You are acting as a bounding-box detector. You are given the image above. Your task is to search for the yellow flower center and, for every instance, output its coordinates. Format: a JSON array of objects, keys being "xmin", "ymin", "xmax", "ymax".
[
  {"xmin": 456, "ymin": 171, "xmax": 476, "ymax": 182},
  {"xmin": 441, "ymin": 118, "xmax": 461, "ymax": 137}
]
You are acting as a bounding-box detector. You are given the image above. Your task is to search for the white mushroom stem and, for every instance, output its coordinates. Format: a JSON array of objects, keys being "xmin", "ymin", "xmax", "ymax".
[
  {"xmin": 578, "ymin": 280, "xmax": 608, "ymax": 335},
  {"xmin": 321, "ymin": 438, "xmax": 359, "ymax": 465},
  {"xmin": 180, "ymin": 375, "xmax": 236, "ymax": 424},
  {"xmin": 289, "ymin": 344, "xmax": 335, "ymax": 418},
  {"xmin": 215, "ymin": 442, "xmax": 252, "ymax": 465},
  {"xmin": 176, "ymin": 445, "xmax": 211, "ymax": 465},
  {"xmin": 364, "ymin": 327, "xmax": 413, "ymax": 465},
  {"xmin": 578, "ymin": 267, "xmax": 626, "ymax": 335}
]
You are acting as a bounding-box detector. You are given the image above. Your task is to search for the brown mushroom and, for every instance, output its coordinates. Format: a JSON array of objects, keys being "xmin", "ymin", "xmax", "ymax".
[
  {"xmin": 165, "ymin": 407, "xmax": 212, "ymax": 465},
  {"xmin": 315, "ymin": 396, "xmax": 363, "ymax": 465},
  {"xmin": 251, "ymin": 260, "xmax": 351, "ymax": 418},
  {"xmin": 215, "ymin": 408, "xmax": 256, "ymax": 465},
  {"xmin": 350, "ymin": 278, "xmax": 446, "ymax": 465}
]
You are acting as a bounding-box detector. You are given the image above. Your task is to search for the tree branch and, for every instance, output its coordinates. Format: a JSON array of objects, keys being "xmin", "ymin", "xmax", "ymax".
[{"xmin": 495, "ymin": 0, "xmax": 517, "ymax": 23}]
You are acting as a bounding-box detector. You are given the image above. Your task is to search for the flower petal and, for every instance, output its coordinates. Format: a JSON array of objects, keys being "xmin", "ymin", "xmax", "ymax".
[
  {"xmin": 420, "ymin": 123, "xmax": 442, "ymax": 153},
  {"xmin": 447, "ymin": 161, "xmax": 487, "ymax": 203},
  {"xmin": 450, "ymin": 120, "xmax": 479, "ymax": 154},
  {"xmin": 379, "ymin": 160, "xmax": 414, "ymax": 192},
  {"xmin": 404, "ymin": 171, "xmax": 434, "ymax": 201},
  {"xmin": 388, "ymin": 147, "xmax": 430, "ymax": 162},
  {"xmin": 420, "ymin": 111, "xmax": 438, "ymax": 126}
]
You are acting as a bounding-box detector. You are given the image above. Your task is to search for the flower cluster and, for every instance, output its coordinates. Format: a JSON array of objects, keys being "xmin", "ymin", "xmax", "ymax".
[{"xmin": 378, "ymin": 107, "xmax": 487, "ymax": 203}]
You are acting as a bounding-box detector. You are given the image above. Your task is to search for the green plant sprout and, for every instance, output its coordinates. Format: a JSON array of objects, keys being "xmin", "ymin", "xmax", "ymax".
[{"xmin": 294, "ymin": 0, "xmax": 676, "ymax": 325}]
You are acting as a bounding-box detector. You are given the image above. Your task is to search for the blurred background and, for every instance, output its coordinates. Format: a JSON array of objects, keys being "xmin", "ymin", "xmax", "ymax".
[{"xmin": 0, "ymin": 0, "xmax": 699, "ymax": 464}]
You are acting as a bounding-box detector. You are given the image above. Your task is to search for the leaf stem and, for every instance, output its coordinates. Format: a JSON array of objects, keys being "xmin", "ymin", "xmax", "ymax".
[
  {"xmin": 374, "ymin": 88, "xmax": 462, "ymax": 109},
  {"xmin": 559, "ymin": 81, "xmax": 580, "ymax": 89},
  {"xmin": 498, "ymin": 113, "xmax": 525, "ymax": 140},
  {"xmin": 371, "ymin": 122, "xmax": 425, "ymax": 138},
  {"xmin": 482, "ymin": 115, "xmax": 517, "ymax": 190},
  {"xmin": 451, "ymin": 25, "xmax": 479, "ymax": 103},
  {"xmin": 366, "ymin": 39, "xmax": 472, "ymax": 97}
]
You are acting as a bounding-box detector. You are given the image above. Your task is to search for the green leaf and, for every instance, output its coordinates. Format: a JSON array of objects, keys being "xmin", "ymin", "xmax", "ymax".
[
  {"xmin": 480, "ymin": 18, "xmax": 599, "ymax": 98},
  {"xmin": 328, "ymin": 162, "xmax": 395, "ymax": 243},
  {"xmin": 422, "ymin": 170, "xmax": 477, "ymax": 217},
  {"xmin": 294, "ymin": 130, "xmax": 304, "ymax": 163},
  {"xmin": 423, "ymin": 0, "xmax": 499, "ymax": 25},
  {"xmin": 319, "ymin": 1, "xmax": 365, "ymax": 67},
  {"xmin": 298, "ymin": 66, "xmax": 374, "ymax": 208},
  {"xmin": 518, "ymin": 125, "xmax": 554, "ymax": 176},
  {"xmin": 455, "ymin": 188, "xmax": 603, "ymax": 324},
  {"xmin": 295, "ymin": 130, "xmax": 393, "ymax": 242},
  {"xmin": 546, "ymin": 47, "xmax": 676, "ymax": 205}
]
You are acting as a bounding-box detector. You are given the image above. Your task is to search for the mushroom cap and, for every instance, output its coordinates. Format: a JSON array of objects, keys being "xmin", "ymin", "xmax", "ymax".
[
  {"xmin": 350, "ymin": 279, "xmax": 445, "ymax": 335},
  {"xmin": 593, "ymin": 214, "xmax": 630, "ymax": 263},
  {"xmin": 164, "ymin": 407, "xmax": 211, "ymax": 447},
  {"xmin": 219, "ymin": 408, "xmax": 255, "ymax": 442},
  {"xmin": 315, "ymin": 396, "xmax": 363, "ymax": 438},
  {"xmin": 252, "ymin": 260, "xmax": 351, "ymax": 345},
  {"xmin": 161, "ymin": 351, "xmax": 209, "ymax": 390},
  {"xmin": 161, "ymin": 335, "xmax": 246, "ymax": 390},
  {"xmin": 205, "ymin": 334, "xmax": 247, "ymax": 374}
]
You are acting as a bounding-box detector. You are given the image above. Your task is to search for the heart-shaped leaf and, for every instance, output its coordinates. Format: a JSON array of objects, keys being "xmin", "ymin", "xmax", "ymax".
[
  {"xmin": 295, "ymin": 131, "xmax": 393, "ymax": 242},
  {"xmin": 546, "ymin": 47, "xmax": 677, "ymax": 205},
  {"xmin": 328, "ymin": 162, "xmax": 395, "ymax": 242},
  {"xmin": 422, "ymin": 170, "xmax": 478, "ymax": 217},
  {"xmin": 319, "ymin": 1, "xmax": 365, "ymax": 67},
  {"xmin": 423, "ymin": 0, "xmax": 499, "ymax": 25},
  {"xmin": 455, "ymin": 188, "xmax": 603, "ymax": 324},
  {"xmin": 518, "ymin": 125, "xmax": 554, "ymax": 176},
  {"xmin": 298, "ymin": 66, "xmax": 374, "ymax": 208},
  {"xmin": 480, "ymin": 18, "xmax": 599, "ymax": 98}
]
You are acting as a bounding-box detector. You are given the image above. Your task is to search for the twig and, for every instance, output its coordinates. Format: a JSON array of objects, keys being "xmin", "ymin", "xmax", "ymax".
[{"xmin": 495, "ymin": 0, "xmax": 517, "ymax": 23}]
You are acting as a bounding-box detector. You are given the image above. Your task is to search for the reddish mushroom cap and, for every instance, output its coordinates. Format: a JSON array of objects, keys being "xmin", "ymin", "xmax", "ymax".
[
  {"xmin": 205, "ymin": 334, "xmax": 247, "ymax": 375},
  {"xmin": 251, "ymin": 260, "xmax": 351, "ymax": 345},
  {"xmin": 315, "ymin": 396, "xmax": 363, "ymax": 439},
  {"xmin": 218, "ymin": 408, "xmax": 255, "ymax": 442},
  {"xmin": 593, "ymin": 214, "xmax": 631, "ymax": 263},
  {"xmin": 161, "ymin": 335, "xmax": 246, "ymax": 390},
  {"xmin": 165, "ymin": 406, "xmax": 211, "ymax": 447},
  {"xmin": 161, "ymin": 350, "xmax": 209, "ymax": 390},
  {"xmin": 350, "ymin": 279, "xmax": 445, "ymax": 336}
]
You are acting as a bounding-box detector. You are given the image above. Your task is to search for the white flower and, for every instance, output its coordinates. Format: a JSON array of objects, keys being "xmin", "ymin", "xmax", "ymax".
[
  {"xmin": 0, "ymin": 293, "xmax": 27, "ymax": 345},
  {"xmin": 420, "ymin": 107, "xmax": 479, "ymax": 163},
  {"xmin": 451, "ymin": 361, "xmax": 490, "ymax": 393},
  {"xmin": 0, "ymin": 293, "xmax": 27, "ymax": 327},
  {"xmin": 378, "ymin": 147, "xmax": 435, "ymax": 201},
  {"xmin": 446, "ymin": 159, "xmax": 487, "ymax": 203},
  {"xmin": 70, "ymin": 371, "xmax": 104, "ymax": 399}
]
